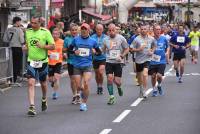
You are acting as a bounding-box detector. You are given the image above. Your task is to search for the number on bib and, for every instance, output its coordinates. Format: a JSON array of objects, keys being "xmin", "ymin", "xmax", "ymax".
[
  {"xmin": 109, "ymin": 50, "xmax": 120, "ymax": 59},
  {"xmin": 30, "ymin": 61, "xmax": 43, "ymax": 68},
  {"xmin": 152, "ymin": 54, "xmax": 161, "ymax": 62},
  {"xmin": 177, "ymin": 37, "xmax": 185, "ymax": 43},
  {"xmin": 78, "ymin": 48, "xmax": 90, "ymax": 57},
  {"xmin": 50, "ymin": 52, "xmax": 59, "ymax": 60}
]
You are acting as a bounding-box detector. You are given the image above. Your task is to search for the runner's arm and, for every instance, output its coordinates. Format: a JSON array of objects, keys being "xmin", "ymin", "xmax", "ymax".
[
  {"xmin": 94, "ymin": 47, "xmax": 102, "ymax": 56},
  {"xmin": 120, "ymin": 47, "xmax": 129, "ymax": 59}
]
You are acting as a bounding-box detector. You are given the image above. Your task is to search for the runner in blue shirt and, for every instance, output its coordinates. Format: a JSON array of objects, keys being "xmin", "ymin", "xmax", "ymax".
[
  {"xmin": 170, "ymin": 24, "xmax": 191, "ymax": 83},
  {"xmin": 91, "ymin": 24, "xmax": 108, "ymax": 94},
  {"xmin": 68, "ymin": 23, "xmax": 101, "ymax": 111},
  {"xmin": 149, "ymin": 25, "xmax": 169, "ymax": 97},
  {"xmin": 63, "ymin": 23, "xmax": 80, "ymax": 104}
]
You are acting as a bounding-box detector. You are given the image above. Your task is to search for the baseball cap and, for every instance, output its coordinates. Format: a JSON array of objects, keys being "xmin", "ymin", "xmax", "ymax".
[{"xmin": 81, "ymin": 23, "xmax": 90, "ymax": 30}]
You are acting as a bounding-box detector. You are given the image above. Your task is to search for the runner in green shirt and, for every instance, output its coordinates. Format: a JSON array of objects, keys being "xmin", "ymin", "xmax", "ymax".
[{"xmin": 24, "ymin": 16, "xmax": 55, "ymax": 117}]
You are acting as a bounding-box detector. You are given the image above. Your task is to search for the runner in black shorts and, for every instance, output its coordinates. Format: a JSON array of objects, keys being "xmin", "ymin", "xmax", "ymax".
[
  {"xmin": 48, "ymin": 28, "xmax": 64, "ymax": 100},
  {"xmin": 91, "ymin": 24, "xmax": 108, "ymax": 94},
  {"xmin": 170, "ymin": 24, "xmax": 190, "ymax": 83}
]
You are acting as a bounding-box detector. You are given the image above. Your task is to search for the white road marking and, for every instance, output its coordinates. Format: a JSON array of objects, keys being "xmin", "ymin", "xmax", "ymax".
[
  {"xmin": 99, "ymin": 129, "xmax": 112, "ymax": 134},
  {"xmin": 145, "ymin": 88, "xmax": 153, "ymax": 96},
  {"xmin": 112, "ymin": 110, "xmax": 131, "ymax": 123},
  {"xmin": 131, "ymin": 98, "xmax": 143, "ymax": 106},
  {"xmin": 101, "ymin": 65, "xmax": 175, "ymax": 133}
]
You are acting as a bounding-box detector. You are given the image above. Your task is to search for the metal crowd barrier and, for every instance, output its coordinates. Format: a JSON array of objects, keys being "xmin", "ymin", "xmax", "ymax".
[{"xmin": 0, "ymin": 47, "xmax": 13, "ymax": 82}]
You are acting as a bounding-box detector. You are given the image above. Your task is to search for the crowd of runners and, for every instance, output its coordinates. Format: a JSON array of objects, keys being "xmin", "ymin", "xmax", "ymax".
[{"xmin": 3, "ymin": 12, "xmax": 200, "ymax": 116}]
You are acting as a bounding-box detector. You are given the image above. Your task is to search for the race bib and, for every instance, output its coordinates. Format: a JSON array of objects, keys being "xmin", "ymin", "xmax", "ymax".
[
  {"xmin": 177, "ymin": 37, "xmax": 185, "ymax": 43},
  {"xmin": 109, "ymin": 50, "xmax": 120, "ymax": 59},
  {"xmin": 152, "ymin": 54, "xmax": 161, "ymax": 62},
  {"xmin": 49, "ymin": 52, "xmax": 59, "ymax": 60},
  {"xmin": 30, "ymin": 61, "xmax": 43, "ymax": 68},
  {"xmin": 78, "ymin": 48, "xmax": 90, "ymax": 56},
  {"xmin": 112, "ymin": 41, "xmax": 117, "ymax": 47}
]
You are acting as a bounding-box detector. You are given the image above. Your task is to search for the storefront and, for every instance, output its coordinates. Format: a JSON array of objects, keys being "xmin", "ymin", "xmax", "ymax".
[{"xmin": 129, "ymin": 1, "xmax": 170, "ymax": 22}]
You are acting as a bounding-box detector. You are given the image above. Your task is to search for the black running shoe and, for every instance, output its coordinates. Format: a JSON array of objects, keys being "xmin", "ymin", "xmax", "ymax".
[
  {"xmin": 71, "ymin": 96, "xmax": 77, "ymax": 104},
  {"xmin": 27, "ymin": 105, "xmax": 36, "ymax": 117},
  {"xmin": 76, "ymin": 94, "xmax": 81, "ymax": 104},
  {"xmin": 41, "ymin": 98, "xmax": 47, "ymax": 111},
  {"xmin": 97, "ymin": 87, "xmax": 103, "ymax": 95}
]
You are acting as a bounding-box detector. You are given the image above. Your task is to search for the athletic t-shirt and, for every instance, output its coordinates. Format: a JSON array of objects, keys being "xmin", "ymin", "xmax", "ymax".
[
  {"xmin": 91, "ymin": 33, "xmax": 108, "ymax": 61},
  {"xmin": 26, "ymin": 28, "xmax": 54, "ymax": 62},
  {"xmin": 103, "ymin": 34, "xmax": 128, "ymax": 64},
  {"xmin": 170, "ymin": 34, "xmax": 190, "ymax": 54},
  {"xmin": 188, "ymin": 31, "xmax": 200, "ymax": 46},
  {"xmin": 71, "ymin": 36, "xmax": 99, "ymax": 68},
  {"xmin": 48, "ymin": 38, "xmax": 63, "ymax": 65},
  {"xmin": 64, "ymin": 35, "xmax": 76, "ymax": 64},
  {"xmin": 130, "ymin": 35, "xmax": 156, "ymax": 64},
  {"xmin": 150, "ymin": 36, "xmax": 168, "ymax": 65}
]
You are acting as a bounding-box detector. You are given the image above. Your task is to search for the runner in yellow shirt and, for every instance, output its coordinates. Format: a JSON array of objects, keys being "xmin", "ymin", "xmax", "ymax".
[
  {"xmin": 189, "ymin": 26, "xmax": 200, "ymax": 64},
  {"xmin": 25, "ymin": 16, "xmax": 55, "ymax": 116}
]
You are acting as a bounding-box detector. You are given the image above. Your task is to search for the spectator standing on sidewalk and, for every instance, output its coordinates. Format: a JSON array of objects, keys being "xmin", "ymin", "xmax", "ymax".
[{"xmin": 3, "ymin": 16, "xmax": 25, "ymax": 85}]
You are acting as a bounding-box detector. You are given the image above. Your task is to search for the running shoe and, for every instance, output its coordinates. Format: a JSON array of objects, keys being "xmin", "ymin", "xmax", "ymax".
[
  {"xmin": 80, "ymin": 103, "xmax": 87, "ymax": 111},
  {"xmin": 41, "ymin": 98, "xmax": 47, "ymax": 111},
  {"xmin": 117, "ymin": 87, "xmax": 123, "ymax": 96},
  {"xmin": 52, "ymin": 92, "xmax": 58, "ymax": 100},
  {"xmin": 139, "ymin": 87, "xmax": 148, "ymax": 99},
  {"xmin": 27, "ymin": 105, "xmax": 36, "ymax": 117},
  {"xmin": 76, "ymin": 94, "xmax": 81, "ymax": 104},
  {"xmin": 142, "ymin": 91, "xmax": 148, "ymax": 99},
  {"xmin": 107, "ymin": 96, "xmax": 116, "ymax": 105},
  {"xmin": 71, "ymin": 96, "xmax": 77, "ymax": 104},
  {"xmin": 152, "ymin": 90, "xmax": 158, "ymax": 97},
  {"xmin": 157, "ymin": 86, "xmax": 164, "ymax": 95},
  {"xmin": 97, "ymin": 87, "xmax": 103, "ymax": 95},
  {"xmin": 178, "ymin": 77, "xmax": 182, "ymax": 83}
]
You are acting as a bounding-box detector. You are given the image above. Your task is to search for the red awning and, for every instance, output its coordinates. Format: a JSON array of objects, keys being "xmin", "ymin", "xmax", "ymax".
[
  {"xmin": 51, "ymin": 2, "xmax": 63, "ymax": 8},
  {"xmin": 82, "ymin": 9, "xmax": 112, "ymax": 21}
]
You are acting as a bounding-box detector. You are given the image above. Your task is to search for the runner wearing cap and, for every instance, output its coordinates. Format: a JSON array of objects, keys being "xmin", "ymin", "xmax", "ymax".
[{"xmin": 68, "ymin": 23, "xmax": 102, "ymax": 111}]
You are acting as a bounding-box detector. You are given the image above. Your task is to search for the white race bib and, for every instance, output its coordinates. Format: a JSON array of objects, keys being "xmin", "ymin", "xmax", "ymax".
[
  {"xmin": 78, "ymin": 48, "xmax": 90, "ymax": 57},
  {"xmin": 30, "ymin": 61, "xmax": 43, "ymax": 68},
  {"xmin": 109, "ymin": 50, "xmax": 120, "ymax": 59},
  {"xmin": 49, "ymin": 52, "xmax": 59, "ymax": 60},
  {"xmin": 177, "ymin": 37, "xmax": 185, "ymax": 43},
  {"xmin": 152, "ymin": 54, "xmax": 161, "ymax": 62},
  {"xmin": 112, "ymin": 41, "xmax": 117, "ymax": 47}
]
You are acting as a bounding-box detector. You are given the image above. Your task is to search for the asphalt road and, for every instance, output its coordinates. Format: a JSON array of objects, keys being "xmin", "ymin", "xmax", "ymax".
[{"xmin": 0, "ymin": 55, "xmax": 200, "ymax": 134}]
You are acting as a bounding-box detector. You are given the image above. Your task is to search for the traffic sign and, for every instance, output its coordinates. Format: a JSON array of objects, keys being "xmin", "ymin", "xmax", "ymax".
[{"xmin": 20, "ymin": 1, "xmax": 41, "ymax": 7}]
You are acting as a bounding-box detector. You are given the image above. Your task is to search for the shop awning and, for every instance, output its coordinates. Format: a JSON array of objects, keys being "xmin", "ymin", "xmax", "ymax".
[
  {"xmin": 82, "ymin": 9, "xmax": 112, "ymax": 21},
  {"xmin": 51, "ymin": 0, "xmax": 64, "ymax": 8}
]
